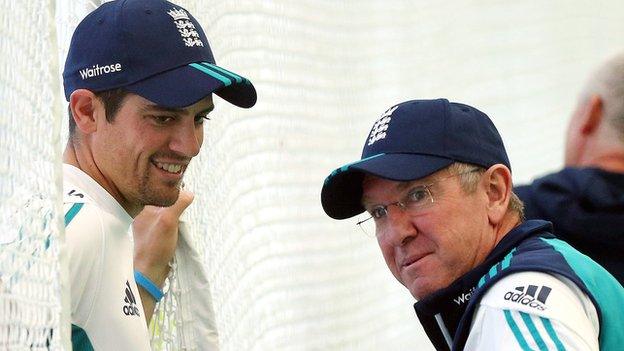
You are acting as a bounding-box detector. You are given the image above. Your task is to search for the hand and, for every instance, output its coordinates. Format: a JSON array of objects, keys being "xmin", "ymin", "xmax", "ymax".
[{"xmin": 132, "ymin": 189, "xmax": 194, "ymax": 287}]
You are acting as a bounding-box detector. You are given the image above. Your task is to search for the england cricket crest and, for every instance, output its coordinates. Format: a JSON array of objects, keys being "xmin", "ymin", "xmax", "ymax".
[
  {"xmin": 368, "ymin": 105, "xmax": 398, "ymax": 146},
  {"xmin": 167, "ymin": 8, "xmax": 204, "ymax": 47}
]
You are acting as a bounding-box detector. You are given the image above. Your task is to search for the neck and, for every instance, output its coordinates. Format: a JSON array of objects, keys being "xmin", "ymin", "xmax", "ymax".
[
  {"xmin": 577, "ymin": 151, "xmax": 624, "ymax": 173},
  {"xmin": 492, "ymin": 212, "xmax": 522, "ymax": 248},
  {"xmin": 63, "ymin": 139, "xmax": 141, "ymax": 217}
]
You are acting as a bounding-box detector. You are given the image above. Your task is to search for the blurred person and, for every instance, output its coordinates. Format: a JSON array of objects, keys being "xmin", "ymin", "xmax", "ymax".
[
  {"xmin": 321, "ymin": 99, "xmax": 623, "ymax": 350},
  {"xmin": 62, "ymin": 0, "xmax": 256, "ymax": 349},
  {"xmin": 516, "ymin": 53, "xmax": 624, "ymax": 285}
]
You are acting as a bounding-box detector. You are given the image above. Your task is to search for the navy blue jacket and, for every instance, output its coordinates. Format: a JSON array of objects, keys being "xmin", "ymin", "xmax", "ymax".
[
  {"xmin": 515, "ymin": 167, "xmax": 624, "ymax": 285},
  {"xmin": 414, "ymin": 220, "xmax": 624, "ymax": 351}
]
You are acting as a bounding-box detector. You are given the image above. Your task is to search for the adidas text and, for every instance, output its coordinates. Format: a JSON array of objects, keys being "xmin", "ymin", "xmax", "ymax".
[
  {"xmin": 504, "ymin": 291, "xmax": 547, "ymax": 310},
  {"xmin": 79, "ymin": 63, "xmax": 122, "ymax": 79},
  {"xmin": 123, "ymin": 305, "xmax": 141, "ymax": 316},
  {"xmin": 504, "ymin": 284, "xmax": 551, "ymax": 311}
]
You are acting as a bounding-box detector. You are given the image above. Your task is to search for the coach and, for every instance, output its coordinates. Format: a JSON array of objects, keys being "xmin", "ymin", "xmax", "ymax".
[{"xmin": 320, "ymin": 99, "xmax": 623, "ymax": 350}]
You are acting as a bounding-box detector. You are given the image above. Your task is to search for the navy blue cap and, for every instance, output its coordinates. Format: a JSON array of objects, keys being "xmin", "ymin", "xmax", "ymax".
[
  {"xmin": 321, "ymin": 99, "xmax": 511, "ymax": 219},
  {"xmin": 63, "ymin": 0, "xmax": 256, "ymax": 108}
]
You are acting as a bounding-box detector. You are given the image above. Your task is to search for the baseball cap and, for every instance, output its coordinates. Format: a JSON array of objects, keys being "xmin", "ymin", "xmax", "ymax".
[
  {"xmin": 321, "ymin": 98, "xmax": 511, "ymax": 219},
  {"xmin": 63, "ymin": 0, "xmax": 256, "ymax": 108}
]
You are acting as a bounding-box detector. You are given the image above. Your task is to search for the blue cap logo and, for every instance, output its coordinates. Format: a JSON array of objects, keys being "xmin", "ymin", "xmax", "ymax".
[
  {"xmin": 367, "ymin": 105, "xmax": 398, "ymax": 146},
  {"xmin": 167, "ymin": 8, "xmax": 204, "ymax": 47}
]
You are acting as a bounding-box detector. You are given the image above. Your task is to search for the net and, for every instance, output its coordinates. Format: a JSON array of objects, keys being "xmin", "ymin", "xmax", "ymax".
[
  {"xmin": 0, "ymin": 1, "xmax": 66, "ymax": 350},
  {"xmin": 2, "ymin": 0, "xmax": 624, "ymax": 350}
]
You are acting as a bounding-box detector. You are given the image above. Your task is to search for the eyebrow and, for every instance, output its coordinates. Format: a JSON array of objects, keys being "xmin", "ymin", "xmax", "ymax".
[
  {"xmin": 396, "ymin": 178, "xmax": 430, "ymax": 192},
  {"xmin": 361, "ymin": 178, "xmax": 430, "ymax": 207},
  {"xmin": 141, "ymin": 104, "xmax": 215, "ymax": 115}
]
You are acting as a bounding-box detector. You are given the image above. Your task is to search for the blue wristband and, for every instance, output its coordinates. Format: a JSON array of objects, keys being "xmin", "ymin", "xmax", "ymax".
[{"xmin": 134, "ymin": 270, "xmax": 164, "ymax": 302}]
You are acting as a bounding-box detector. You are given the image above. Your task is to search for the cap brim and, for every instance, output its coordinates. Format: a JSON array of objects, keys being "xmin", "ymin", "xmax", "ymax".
[
  {"xmin": 321, "ymin": 153, "xmax": 453, "ymax": 219},
  {"xmin": 124, "ymin": 62, "xmax": 256, "ymax": 108}
]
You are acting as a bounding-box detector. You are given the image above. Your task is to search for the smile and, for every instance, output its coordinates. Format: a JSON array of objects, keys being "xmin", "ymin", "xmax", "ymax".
[{"xmin": 153, "ymin": 161, "xmax": 186, "ymax": 174}]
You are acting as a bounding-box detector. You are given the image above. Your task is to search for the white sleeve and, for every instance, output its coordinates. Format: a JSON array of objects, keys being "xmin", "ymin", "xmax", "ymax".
[{"xmin": 464, "ymin": 271, "xmax": 599, "ymax": 351}]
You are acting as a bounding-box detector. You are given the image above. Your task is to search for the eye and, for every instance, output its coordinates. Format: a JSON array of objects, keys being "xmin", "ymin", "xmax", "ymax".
[
  {"xmin": 194, "ymin": 114, "xmax": 210, "ymax": 125},
  {"xmin": 406, "ymin": 187, "xmax": 429, "ymax": 204},
  {"xmin": 150, "ymin": 115, "xmax": 175, "ymax": 125},
  {"xmin": 370, "ymin": 206, "xmax": 388, "ymax": 219}
]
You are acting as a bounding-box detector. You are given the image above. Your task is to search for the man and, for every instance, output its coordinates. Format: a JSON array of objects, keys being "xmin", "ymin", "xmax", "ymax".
[
  {"xmin": 515, "ymin": 53, "xmax": 624, "ymax": 285},
  {"xmin": 320, "ymin": 99, "xmax": 623, "ymax": 350},
  {"xmin": 62, "ymin": 0, "xmax": 256, "ymax": 349}
]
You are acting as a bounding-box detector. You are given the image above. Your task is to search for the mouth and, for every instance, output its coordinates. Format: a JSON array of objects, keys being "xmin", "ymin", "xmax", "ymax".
[
  {"xmin": 401, "ymin": 252, "xmax": 430, "ymax": 269},
  {"xmin": 152, "ymin": 160, "xmax": 187, "ymax": 176}
]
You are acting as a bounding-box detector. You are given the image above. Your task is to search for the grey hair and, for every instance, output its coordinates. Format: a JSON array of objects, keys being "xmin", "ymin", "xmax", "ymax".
[
  {"xmin": 448, "ymin": 162, "xmax": 525, "ymax": 221},
  {"xmin": 579, "ymin": 52, "xmax": 624, "ymax": 142}
]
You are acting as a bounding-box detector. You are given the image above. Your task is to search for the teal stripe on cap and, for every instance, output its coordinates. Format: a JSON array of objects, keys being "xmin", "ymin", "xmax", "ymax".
[
  {"xmin": 200, "ymin": 62, "xmax": 244, "ymax": 83},
  {"xmin": 324, "ymin": 153, "xmax": 386, "ymax": 184},
  {"xmin": 189, "ymin": 63, "xmax": 232, "ymax": 86},
  {"xmin": 503, "ymin": 309, "xmax": 532, "ymax": 351}
]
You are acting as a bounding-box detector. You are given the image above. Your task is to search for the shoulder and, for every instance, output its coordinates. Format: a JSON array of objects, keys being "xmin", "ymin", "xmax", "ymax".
[
  {"xmin": 480, "ymin": 271, "xmax": 596, "ymax": 320},
  {"xmin": 465, "ymin": 271, "xmax": 599, "ymax": 351}
]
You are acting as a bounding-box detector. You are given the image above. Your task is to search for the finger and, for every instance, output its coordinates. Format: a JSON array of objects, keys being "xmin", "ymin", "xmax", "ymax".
[{"xmin": 167, "ymin": 189, "xmax": 194, "ymax": 216}]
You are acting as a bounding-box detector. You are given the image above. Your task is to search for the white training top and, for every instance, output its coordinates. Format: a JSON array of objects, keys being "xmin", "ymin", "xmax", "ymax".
[
  {"xmin": 63, "ymin": 164, "xmax": 151, "ymax": 351},
  {"xmin": 464, "ymin": 271, "xmax": 599, "ymax": 350}
]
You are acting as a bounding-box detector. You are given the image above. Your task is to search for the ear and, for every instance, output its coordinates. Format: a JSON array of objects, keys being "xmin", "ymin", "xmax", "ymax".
[
  {"xmin": 482, "ymin": 164, "xmax": 513, "ymax": 225},
  {"xmin": 69, "ymin": 89, "xmax": 100, "ymax": 135},
  {"xmin": 579, "ymin": 95, "xmax": 604, "ymax": 135}
]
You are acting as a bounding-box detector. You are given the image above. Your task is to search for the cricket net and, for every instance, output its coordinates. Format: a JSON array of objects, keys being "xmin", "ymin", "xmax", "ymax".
[{"xmin": 2, "ymin": 0, "xmax": 624, "ymax": 350}]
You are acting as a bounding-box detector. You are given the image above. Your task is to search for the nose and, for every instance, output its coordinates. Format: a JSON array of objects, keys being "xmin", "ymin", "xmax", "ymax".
[
  {"xmin": 383, "ymin": 205, "xmax": 417, "ymax": 246},
  {"xmin": 170, "ymin": 120, "xmax": 203, "ymax": 157}
]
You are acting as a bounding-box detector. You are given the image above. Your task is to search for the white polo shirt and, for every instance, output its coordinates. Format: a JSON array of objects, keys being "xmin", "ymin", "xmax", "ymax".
[{"xmin": 63, "ymin": 164, "xmax": 151, "ymax": 351}]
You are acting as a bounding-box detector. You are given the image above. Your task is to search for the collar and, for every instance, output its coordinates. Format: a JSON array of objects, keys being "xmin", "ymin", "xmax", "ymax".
[{"xmin": 63, "ymin": 163, "xmax": 132, "ymax": 224}]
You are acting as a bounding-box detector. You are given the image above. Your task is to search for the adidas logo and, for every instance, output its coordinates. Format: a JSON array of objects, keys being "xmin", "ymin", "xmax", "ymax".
[
  {"xmin": 123, "ymin": 281, "xmax": 141, "ymax": 317},
  {"xmin": 504, "ymin": 284, "xmax": 551, "ymax": 311}
]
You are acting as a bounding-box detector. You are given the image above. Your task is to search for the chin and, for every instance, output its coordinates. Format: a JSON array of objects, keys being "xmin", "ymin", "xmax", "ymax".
[
  {"xmin": 141, "ymin": 188, "xmax": 180, "ymax": 207},
  {"xmin": 406, "ymin": 278, "xmax": 438, "ymax": 300}
]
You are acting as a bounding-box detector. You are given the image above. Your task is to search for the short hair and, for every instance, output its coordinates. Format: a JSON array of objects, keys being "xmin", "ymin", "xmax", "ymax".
[
  {"xmin": 579, "ymin": 52, "xmax": 624, "ymax": 142},
  {"xmin": 67, "ymin": 88, "xmax": 130, "ymax": 137},
  {"xmin": 448, "ymin": 162, "xmax": 525, "ymax": 221}
]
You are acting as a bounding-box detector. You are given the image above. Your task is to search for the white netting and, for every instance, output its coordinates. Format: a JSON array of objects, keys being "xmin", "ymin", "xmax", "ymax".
[
  {"xmin": 149, "ymin": 257, "xmax": 183, "ymax": 350},
  {"xmin": 2, "ymin": 0, "xmax": 624, "ymax": 350},
  {"xmin": 0, "ymin": 1, "xmax": 66, "ymax": 350}
]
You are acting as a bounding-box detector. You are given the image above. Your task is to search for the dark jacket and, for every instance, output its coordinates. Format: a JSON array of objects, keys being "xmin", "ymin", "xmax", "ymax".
[
  {"xmin": 414, "ymin": 220, "xmax": 624, "ymax": 351},
  {"xmin": 515, "ymin": 167, "xmax": 624, "ymax": 285}
]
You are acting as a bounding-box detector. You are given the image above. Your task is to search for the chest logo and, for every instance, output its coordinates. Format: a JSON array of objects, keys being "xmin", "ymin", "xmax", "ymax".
[
  {"xmin": 504, "ymin": 284, "xmax": 551, "ymax": 311},
  {"xmin": 123, "ymin": 281, "xmax": 141, "ymax": 317}
]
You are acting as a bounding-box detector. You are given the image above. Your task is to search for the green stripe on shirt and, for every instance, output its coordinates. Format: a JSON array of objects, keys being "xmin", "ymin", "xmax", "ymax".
[{"xmin": 503, "ymin": 309, "xmax": 533, "ymax": 351}]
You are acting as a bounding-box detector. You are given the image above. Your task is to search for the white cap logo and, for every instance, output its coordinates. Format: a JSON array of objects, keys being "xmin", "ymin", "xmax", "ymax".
[
  {"xmin": 368, "ymin": 105, "xmax": 398, "ymax": 146},
  {"xmin": 168, "ymin": 8, "xmax": 204, "ymax": 47}
]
